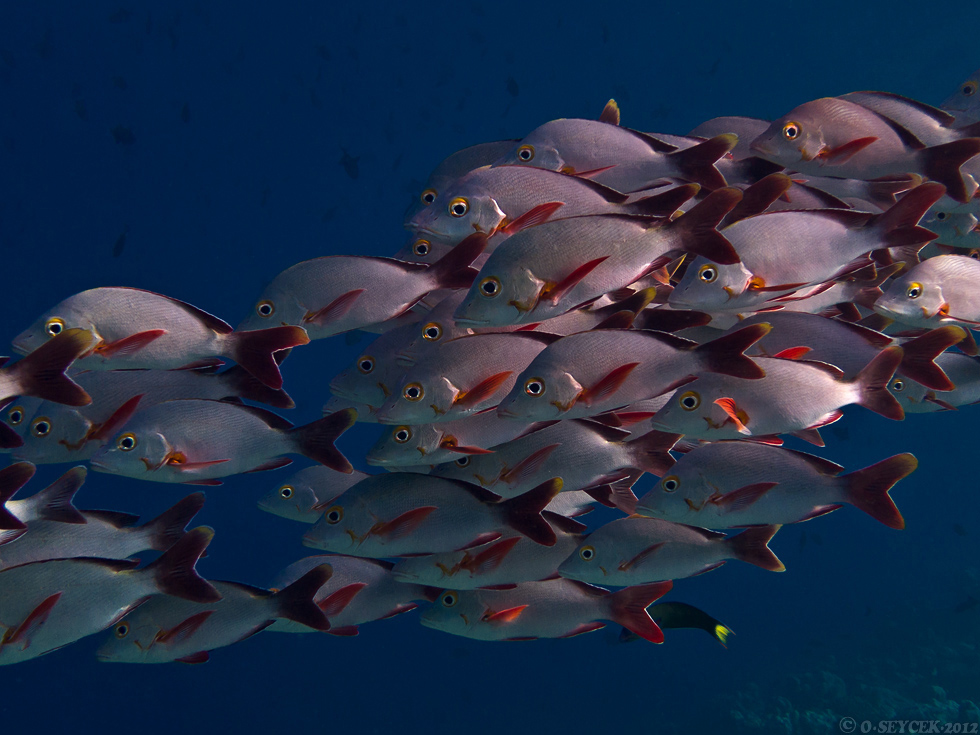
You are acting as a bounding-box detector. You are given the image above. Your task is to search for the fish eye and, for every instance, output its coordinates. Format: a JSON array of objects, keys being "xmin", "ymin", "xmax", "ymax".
[
  {"xmin": 971, "ymin": 250, "xmax": 980, "ymax": 261},
  {"xmin": 256, "ymin": 300, "xmax": 275, "ymax": 317},
  {"xmin": 279, "ymin": 485, "xmax": 294, "ymax": 499},
  {"xmin": 517, "ymin": 145, "xmax": 535, "ymax": 162},
  {"xmin": 579, "ymin": 545, "xmax": 596, "ymax": 561},
  {"xmin": 935, "ymin": 212, "xmax": 948, "ymax": 221},
  {"xmin": 421, "ymin": 188, "xmax": 437, "ymax": 205},
  {"xmin": 117, "ymin": 432, "xmax": 137, "ymax": 451},
  {"xmin": 891, "ymin": 379, "xmax": 905, "ymax": 393},
  {"xmin": 441, "ymin": 591, "xmax": 458, "ymax": 607},
  {"xmin": 455, "ymin": 456, "xmax": 470, "ymax": 467},
  {"xmin": 413, "ymin": 239, "xmax": 431, "ymax": 256},
  {"xmin": 45, "ymin": 317, "xmax": 65, "ymax": 337},
  {"xmin": 662, "ymin": 475, "xmax": 680, "ymax": 492},
  {"xmin": 393, "ymin": 426, "xmax": 413, "ymax": 443},
  {"xmin": 698, "ymin": 264, "xmax": 718, "ymax": 283},
  {"xmin": 524, "ymin": 378, "xmax": 545, "ymax": 397},
  {"xmin": 679, "ymin": 391, "xmax": 701, "ymax": 411},
  {"xmin": 357, "ymin": 356, "xmax": 375, "ymax": 374},
  {"xmin": 403, "ymin": 382, "xmax": 424, "ymax": 402},
  {"xmin": 422, "ymin": 322, "xmax": 443, "ymax": 341},
  {"xmin": 782, "ymin": 121, "xmax": 801, "ymax": 140},
  {"xmin": 964, "ymin": 81, "xmax": 978, "ymax": 97},
  {"xmin": 906, "ymin": 282, "xmax": 923, "ymax": 299},
  {"xmin": 479, "ymin": 277, "xmax": 501, "ymax": 298},
  {"xmin": 31, "ymin": 417, "xmax": 52, "ymax": 438},
  {"xmin": 324, "ymin": 505, "xmax": 344, "ymax": 524},
  {"xmin": 114, "ymin": 623, "xmax": 129, "ymax": 639},
  {"xmin": 7, "ymin": 405, "xmax": 24, "ymax": 425},
  {"xmin": 449, "ymin": 197, "xmax": 469, "ymax": 217}
]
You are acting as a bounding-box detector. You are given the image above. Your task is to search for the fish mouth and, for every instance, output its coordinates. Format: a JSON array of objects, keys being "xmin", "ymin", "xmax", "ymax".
[
  {"xmin": 648, "ymin": 418, "xmax": 672, "ymax": 431},
  {"xmin": 10, "ymin": 336, "xmax": 32, "ymax": 355},
  {"xmin": 452, "ymin": 316, "xmax": 490, "ymax": 328},
  {"xmin": 88, "ymin": 457, "xmax": 113, "ymax": 473}
]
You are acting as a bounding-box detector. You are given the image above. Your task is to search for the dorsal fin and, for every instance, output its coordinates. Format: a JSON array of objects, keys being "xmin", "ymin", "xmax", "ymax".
[
  {"xmin": 598, "ymin": 99, "xmax": 620, "ymax": 126},
  {"xmin": 574, "ymin": 418, "xmax": 633, "ymax": 442}
]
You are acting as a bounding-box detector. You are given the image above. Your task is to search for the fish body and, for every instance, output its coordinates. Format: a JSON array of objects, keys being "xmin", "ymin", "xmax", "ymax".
[
  {"xmin": 891, "ymin": 352, "xmax": 980, "ymax": 413},
  {"xmin": 257, "ymin": 466, "xmax": 369, "ymax": 524},
  {"xmin": 688, "ymin": 117, "xmax": 771, "ymax": 160},
  {"xmin": 328, "ymin": 323, "xmax": 420, "ymax": 414},
  {"xmin": 875, "ymin": 254, "xmax": 980, "ymax": 328}
]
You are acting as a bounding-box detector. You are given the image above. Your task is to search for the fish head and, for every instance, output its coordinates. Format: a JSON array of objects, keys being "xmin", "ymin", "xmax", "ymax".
[
  {"xmin": 874, "ymin": 270, "xmax": 945, "ymax": 327},
  {"xmin": 237, "ymin": 285, "xmax": 307, "ymax": 333},
  {"xmin": 941, "ymin": 70, "xmax": 980, "ymax": 119},
  {"xmin": 496, "ymin": 368, "xmax": 580, "ymax": 421},
  {"xmin": 390, "ymin": 553, "xmax": 460, "ymax": 586},
  {"xmin": 257, "ymin": 476, "xmax": 323, "ymax": 521},
  {"xmin": 419, "ymin": 589, "xmax": 481, "ymax": 635},
  {"xmin": 556, "ymin": 534, "xmax": 610, "ymax": 582},
  {"xmin": 393, "ymin": 232, "xmax": 457, "ymax": 264},
  {"xmin": 494, "ymin": 130, "xmax": 566, "ymax": 172},
  {"xmin": 1, "ymin": 398, "xmax": 42, "ymax": 450},
  {"xmin": 13, "ymin": 298, "xmax": 98, "ymax": 355},
  {"xmin": 669, "ymin": 257, "xmax": 754, "ymax": 311},
  {"xmin": 649, "ymin": 381, "xmax": 722, "ymax": 437},
  {"xmin": 923, "ymin": 207, "xmax": 980, "ymax": 249},
  {"xmin": 408, "ymin": 180, "xmax": 506, "ymax": 242},
  {"xmin": 365, "ymin": 423, "xmax": 442, "ymax": 466},
  {"xmin": 749, "ymin": 101, "xmax": 830, "ymax": 167},
  {"xmin": 11, "ymin": 405, "xmax": 93, "ymax": 464},
  {"xmin": 887, "ymin": 374, "xmax": 930, "ymax": 412},
  {"xmin": 328, "ymin": 332, "xmax": 405, "ymax": 410},
  {"xmin": 455, "ymin": 262, "xmax": 544, "ymax": 327},
  {"xmin": 399, "ymin": 312, "xmax": 474, "ymax": 361},
  {"xmin": 95, "ymin": 616, "xmax": 159, "ymax": 664},
  {"xmin": 90, "ymin": 427, "xmax": 172, "ymax": 478},
  {"xmin": 636, "ymin": 465, "xmax": 715, "ymax": 519},
  {"xmin": 375, "ymin": 375, "xmax": 457, "ymax": 425},
  {"xmin": 301, "ymin": 496, "xmax": 364, "ymax": 552}
]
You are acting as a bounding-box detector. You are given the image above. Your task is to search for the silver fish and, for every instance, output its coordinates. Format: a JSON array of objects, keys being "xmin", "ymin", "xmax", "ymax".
[{"xmin": 257, "ymin": 466, "xmax": 370, "ymax": 524}]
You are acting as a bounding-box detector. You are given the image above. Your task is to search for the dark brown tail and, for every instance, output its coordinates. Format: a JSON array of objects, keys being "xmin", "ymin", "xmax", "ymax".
[
  {"xmin": 921, "ymin": 139, "xmax": 980, "ymax": 203},
  {"xmin": 626, "ymin": 430, "xmax": 680, "ymax": 476},
  {"xmin": 9, "ymin": 329, "xmax": 94, "ymax": 406},
  {"xmin": 728, "ymin": 525, "xmax": 785, "ymax": 572},
  {"xmin": 695, "ymin": 323, "xmax": 770, "ymax": 379},
  {"xmin": 289, "ymin": 409, "xmax": 357, "ymax": 473},
  {"xmin": 146, "ymin": 527, "xmax": 222, "ymax": 603},
  {"xmin": 670, "ymin": 134, "xmax": 737, "ymax": 190},
  {"xmin": 898, "ymin": 326, "xmax": 967, "ymax": 391},
  {"xmin": 144, "ymin": 493, "xmax": 206, "ymax": 551},
  {"xmin": 723, "ymin": 173, "xmax": 794, "ymax": 226},
  {"xmin": 30, "ymin": 466, "xmax": 87, "ymax": 524},
  {"xmin": 871, "ymin": 181, "xmax": 946, "ymax": 247},
  {"xmin": 500, "ymin": 478, "xmax": 563, "ymax": 546},
  {"xmin": 608, "ymin": 581, "xmax": 673, "ymax": 643},
  {"xmin": 274, "ymin": 564, "xmax": 333, "ymax": 631},
  {"xmin": 854, "ymin": 346, "xmax": 905, "ymax": 420},
  {"xmin": 227, "ymin": 325, "xmax": 310, "ymax": 390},
  {"xmin": 667, "ymin": 187, "xmax": 743, "ymax": 265},
  {"xmin": 843, "ymin": 453, "xmax": 916, "ymax": 529},
  {"xmin": 220, "ymin": 364, "xmax": 295, "ymax": 409},
  {"xmin": 427, "ymin": 233, "xmax": 487, "ymax": 290}
]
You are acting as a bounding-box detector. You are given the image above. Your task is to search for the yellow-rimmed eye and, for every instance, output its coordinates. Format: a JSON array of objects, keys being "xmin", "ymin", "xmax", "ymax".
[
  {"xmin": 324, "ymin": 505, "xmax": 344, "ymax": 524},
  {"xmin": 579, "ymin": 545, "xmax": 596, "ymax": 561},
  {"xmin": 782, "ymin": 121, "xmax": 801, "ymax": 140},
  {"xmin": 117, "ymin": 432, "xmax": 137, "ymax": 451},
  {"xmin": 891, "ymin": 379, "xmax": 905, "ymax": 393},
  {"xmin": 906, "ymin": 282, "xmax": 923, "ymax": 299},
  {"xmin": 441, "ymin": 591, "xmax": 458, "ymax": 607},
  {"xmin": 7, "ymin": 405, "xmax": 25, "ymax": 426},
  {"xmin": 964, "ymin": 81, "xmax": 978, "ymax": 97},
  {"xmin": 662, "ymin": 475, "xmax": 680, "ymax": 492},
  {"xmin": 45, "ymin": 317, "xmax": 65, "ymax": 336},
  {"xmin": 421, "ymin": 188, "xmax": 437, "ymax": 205},
  {"xmin": 698, "ymin": 264, "xmax": 718, "ymax": 283},
  {"xmin": 279, "ymin": 485, "xmax": 294, "ymax": 499},
  {"xmin": 524, "ymin": 378, "xmax": 545, "ymax": 396},
  {"xmin": 413, "ymin": 239, "xmax": 431, "ymax": 257},
  {"xmin": 449, "ymin": 197, "xmax": 469, "ymax": 217},
  {"xmin": 256, "ymin": 300, "xmax": 275, "ymax": 317},
  {"xmin": 393, "ymin": 426, "xmax": 412, "ymax": 443},
  {"xmin": 517, "ymin": 144, "xmax": 535, "ymax": 162},
  {"xmin": 422, "ymin": 322, "xmax": 443, "ymax": 341},
  {"xmin": 30, "ymin": 417, "xmax": 52, "ymax": 438},
  {"xmin": 114, "ymin": 622, "xmax": 129, "ymax": 638},
  {"xmin": 357, "ymin": 356, "xmax": 375, "ymax": 374},
  {"xmin": 403, "ymin": 383, "xmax": 424, "ymax": 402},
  {"xmin": 479, "ymin": 277, "xmax": 501, "ymax": 298},
  {"xmin": 679, "ymin": 391, "xmax": 701, "ymax": 411},
  {"xmin": 455, "ymin": 456, "xmax": 470, "ymax": 467}
]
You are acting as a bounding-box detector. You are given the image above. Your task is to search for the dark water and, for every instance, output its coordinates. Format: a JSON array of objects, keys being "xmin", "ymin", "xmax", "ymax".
[{"xmin": 1, "ymin": 2, "xmax": 978, "ymax": 733}]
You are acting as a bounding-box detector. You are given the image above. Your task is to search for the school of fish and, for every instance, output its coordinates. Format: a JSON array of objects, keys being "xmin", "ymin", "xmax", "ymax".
[{"xmin": 2, "ymin": 72, "xmax": 980, "ymax": 663}]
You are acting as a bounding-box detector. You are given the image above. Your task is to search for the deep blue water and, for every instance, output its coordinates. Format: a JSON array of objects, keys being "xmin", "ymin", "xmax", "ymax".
[{"xmin": 1, "ymin": 3, "xmax": 978, "ymax": 733}]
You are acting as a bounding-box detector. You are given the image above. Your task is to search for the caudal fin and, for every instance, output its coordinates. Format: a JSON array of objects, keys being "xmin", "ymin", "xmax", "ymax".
[
  {"xmin": 626, "ymin": 184, "xmax": 701, "ymax": 218},
  {"xmin": 670, "ymin": 134, "xmax": 737, "ymax": 190},
  {"xmin": 871, "ymin": 181, "xmax": 946, "ymax": 247},
  {"xmin": 143, "ymin": 492, "xmax": 206, "ymax": 551},
  {"xmin": 29, "ymin": 466, "xmax": 87, "ymax": 524},
  {"xmin": 221, "ymin": 365, "xmax": 295, "ymax": 409},
  {"xmin": 426, "ymin": 233, "xmax": 488, "ymax": 290},
  {"xmin": 146, "ymin": 526, "xmax": 222, "ymax": 603},
  {"xmin": 226, "ymin": 325, "xmax": 310, "ymax": 390},
  {"xmin": 9, "ymin": 329, "xmax": 94, "ymax": 406},
  {"xmin": 289, "ymin": 409, "xmax": 357, "ymax": 474},
  {"xmin": 607, "ymin": 581, "xmax": 673, "ymax": 643},
  {"xmin": 499, "ymin": 478, "xmax": 563, "ymax": 546},
  {"xmin": 853, "ymin": 346, "xmax": 905, "ymax": 420},
  {"xmin": 625, "ymin": 429, "xmax": 680, "ymax": 476},
  {"xmin": 843, "ymin": 453, "xmax": 916, "ymax": 529},
  {"xmin": 728, "ymin": 525, "xmax": 785, "ymax": 572},
  {"xmin": 667, "ymin": 187, "xmax": 743, "ymax": 265},
  {"xmin": 0, "ymin": 462, "xmax": 34, "ymax": 530},
  {"xmin": 920, "ymin": 139, "xmax": 980, "ymax": 203},
  {"xmin": 695, "ymin": 323, "xmax": 770, "ymax": 379},
  {"xmin": 722, "ymin": 173, "xmax": 794, "ymax": 226},
  {"xmin": 898, "ymin": 326, "xmax": 967, "ymax": 391},
  {"xmin": 274, "ymin": 564, "xmax": 333, "ymax": 631}
]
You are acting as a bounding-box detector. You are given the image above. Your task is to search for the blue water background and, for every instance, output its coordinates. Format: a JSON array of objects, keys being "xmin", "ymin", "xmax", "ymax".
[{"xmin": 1, "ymin": 2, "xmax": 978, "ymax": 732}]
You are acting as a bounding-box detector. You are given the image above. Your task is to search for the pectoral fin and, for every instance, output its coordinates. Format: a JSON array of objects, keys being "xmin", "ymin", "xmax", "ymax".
[
  {"xmin": 453, "ymin": 371, "xmax": 513, "ymax": 409},
  {"xmin": 95, "ymin": 330, "xmax": 167, "ymax": 358},
  {"xmin": 713, "ymin": 397, "xmax": 751, "ymax": 435}
]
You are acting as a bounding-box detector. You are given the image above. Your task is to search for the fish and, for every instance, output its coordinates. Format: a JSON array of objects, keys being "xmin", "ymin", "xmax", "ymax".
[
  {"xmin": 922, "ymin": 206, "xmax": 980, "ymax": 250},
  {"xmin": 0, "ymin": 328, "xmax": 95, "ymax": 406},
  {"xmin": 301, "ymin": 475, "xmax": 563, "ymax": 557},
  {"xmin": 635, "ymin": 442, "xmax": 916, "ymax": 529},
  {"xmin": 419, "ymin": 578, "xmax": 672, "ymax": 642},
  {"xmin": 89, "ymin": 401, "xmax": 356, "ymax": 484},
  {"xmin": 0, "ymin": 465, "xmax": 86, "ymax": 534},
  {"xmin": 648, "ymin": 347, "xmax": 905, "ymax": 443},
  {"xmin": 619, "ymin": 601, "xmax": 733, "ymax": 647},
  {"xmin": 236, "ymin": 234, "xmax": 485, "ymax": 340},
  {"xmin": 875, "ymin": 254, "xmax": 980, "ymax": 328},
  {"xmin": 749, "ymin": 97, "xmax": 980, "ymax": 203},
  {"xmin": 840, "ymin": 92, "xmax": 969, "ymax": 147},
  {"xmin": 558, "ymin": 517, "xmax": 784, "ymax": 585},
  {"xmin": 96, "ymin": 565, "xmax": 332, "ymax": 664},
  {"xmin": 0, "ymin": 526, "xmax": 219, "ymax": 665},
  {"xmin": 13, "ymin": 288, "xmax": 307, "ymax": 390},
  {"xmin": 328, "ymin": 323, "xmax": 421, "ymax": 414},
  {"xmin": 375, "ymin": 331, "xmax": 561, "ymax": 425},
  {"xmin": 495, "ymin": 324, "xmax": 768, "ymax": 421},
  {"xmin": 257, "ymin": 466, "xmax": 370, "ymax": 523},
  {"xmin": 941, "ymin": 70, "xmax": 980, "ymax": 125},
  {"xmin": 889, "ymin": 352, "xmax": 980, "ymax": 413}
]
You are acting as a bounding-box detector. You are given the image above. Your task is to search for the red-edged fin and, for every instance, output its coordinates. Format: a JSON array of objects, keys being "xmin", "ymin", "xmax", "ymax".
[
  {"xmin": 853, "ymin": 346, "xmax": 905, "ymax": 420},
  {"xmin": 542, "ymin": 511, "xmax": 588, "ymax": 534},
  {"xmin": 540, "ymin": 257, "xmax": 609, "ymax": 305},
  {"xmin": 589, "ymin": 412, "xmax": 623, "ymax": 427},
  {"xmin": 607, "ymin": 581, "xmax": 672, "ymax": 644},
  {"xmin": 455, "ymin": 531, "xmax": 502, "ymax": 550},
  {"xmin": 783, "ymin": 448, "xmax": 844, "ymax": 476},
  {"xmin": 499, "ymin": 202, "xmax": 564, "ymax": 237},
  {"xmin": 667, "ymin": 187, "xmax": 743, "ymax": 265},
  {"xmin": 304, "ymin": 290, "xmax": 366, "ymax": 326},
  {"xmin": 8, "ymin": 329, "xmax": 94, "ymax": 406},
  {"xmin": 627, "ymin": 183, "xmax": 701, "ymax": 218},
  {"xmin": 143, "ymin": 492, "xmax": 205, "ymax": 551},
  {"xmin": 289, "ymin": 408, "xmax": 357, "ymax": 473},
  {"xmin": 426, "ymin": 232, "xmax": 489, "ymax": 289},
  {"xmin": 485, "ymin": 605, "xmax": 528, "ymax": 625},
  {"xmin": 571, "ymin": 165, "xmax": 618, "ymax": 179},
  {"xmin": 790, "ymin": 428, "xmax": 825, "ymax": 447},
  {"xmin": 227, "ymin": 325, "xmax": 310, "ymax": 390},
  {"xmin": 728, "ymin": 525, "xmax": 785, "ymax": 571},
  {"xmin": 220, "ymin": 364, "xmax": 295, "ymax": 410},
  {"xmin": 499, "ymin": 477, "xmax": 563, "ymax": 546},
  {"xmin": 898, "ymin": 325, "xmax": 967, "ymax": 391},
  {"xmin": 872, "ymin": 181, "xmax": 946, "ymax": 245},
  {"xmin": 611, "ymin": 411, "xmax": 658, "ymax": 426},
  {"xmin": 500, "ymin": 444, "xmax": 561, "ymax": 486},
  {"xmin": 145, "ymin": 527, "xmax": 221, "ymax": 603},
  {"xmin": 0, "ymin": 421, "xmax": 23, "ymax": 450},
  {"xmin": 173, "ymin": 458, "xmax": 231, "ymax": 472},
  {"xmin": 618, "ymin": 541, "xmax": 666, "ymax": 571},
  {"xmin": 690, "ymin": 560, "xmax": 727, "ymax": 577},
  {"xmin": 3, "ymin": 592, "xmax": 61, "ymax": 648},
  {"xmin": 599, "ymin": 99, "xmax": 620, "ymax": 125},
  {"xmin": 843, "ymin": 453, "xmax": 915, "ymax": 529},
  {"xmin": 558, "ymin": 622, "xmax": 606, "ymax": 638},
  {"xmin": 95, "ymin": 330, "xmax": 167, "ymax": 358},
  {"xmin": 723, "ymin": 173, "xmax": 795, "ymax": 226},
  {"xmin": 796, "ymin": 504, "xmax": 843, "ymax": 522},
  {"xmin": 772, "ymin": 346, "xmax": 811, "ymax": 360},
  {"xmin": 670, "ymin": 134, "xmax": 737, "ymax": 190},
  {"xmin": 580, "ymin": 362, "xmax": 640, "ymax": 405},
  {"xmin": 713, "ymin": 398, "xmax": 751, "ymax": 435},
  {"xmin": 709, "ymin": 482, "xmax": 777, "ymax": 513},
  {"xmin": 88, "ymin": 394, "xmax": 145, "ymax": 443},
  {"xmin": 442, "ymin": 443, "xmax": 495, "ymax": 455},
  {"xmin": 156, "ymin": 611, "xmax": 216, "ymax": 646},
  {"xmin": 816, "ymin": 136, "xmax": 879, "ymax": 164},
  {"xmin": 958, "ymin": 330, "xmax": 980, "ymax": 357},
  {"xmin": 244, "ymin": 457, "xmax": 293, "ymax": 473},
  {"xmin": 924, "ymin": 393, "xmax": 957, "ymax": 411},
  {"xmin": 372, "ymin": 507, "xmax": 438, "ymax": 539},
  {"xmin": 592, "ymin": 310, "xmax": 637, "ymax": 331},
  {"xmin": 175, "ymin": 651, "xmax": 210, "ymax": 664},
  {"xmin": 460, "ymin": 536, "xmax": 521, "ymax": 575},
  {"xmin": 173, "ymin": 358, "xmax": 225, "ymax": 371},
  {"xmin": 625, "ymin": 429, "xmax": 680, "ymax": 476},
  {"xmin": 275, "ymin": 564, "xmax": 333, "ymax": 631},
  {"xmin": 454, "ymin": 371, "xmax": 513, "ymax": 409},
  {"xmin": 317, "ymin": 582, "xmax": 367, "ymax": 619},
  {"xmin": 327, "ymin": 625, "xmax": 360, "ymax": 637},
  {"xmin": 921, "ymin": 139, "xmax": 980, "ymax": 203},
  {"xmin": 695, "ymin": 324, "xmax": 770, "ymax": 379},
  {"xmin": 0, "ymin": 462, "xmax": 35, "ymax": 530}
]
